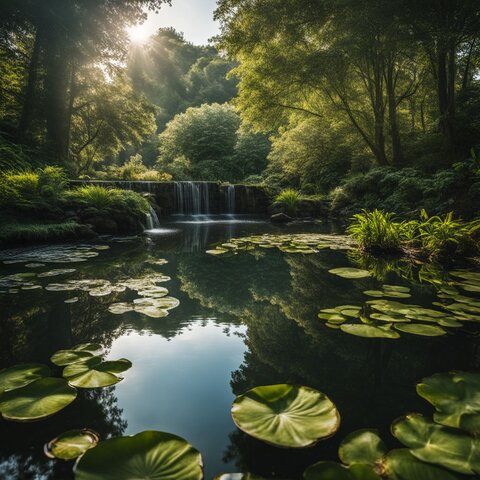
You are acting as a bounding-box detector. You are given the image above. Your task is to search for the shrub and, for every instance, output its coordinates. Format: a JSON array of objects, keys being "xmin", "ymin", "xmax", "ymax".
[
  {"xmin": 0, "ymin": 221, "xmax": 81, "ymax": 244},
  {"xmin": 275, "ymin": 189, "xmax": 302, "ymax": 216},
  {"xmin": 64, "ymin": 185, "xmax": 149, "ymax": 216},
  {"xmin": 38, "ymin": 166, "xmax": 68, "ymax": 199},
  {"xmin": 347, "ymin": 209, "xmax": 410, "ymax": 252}
]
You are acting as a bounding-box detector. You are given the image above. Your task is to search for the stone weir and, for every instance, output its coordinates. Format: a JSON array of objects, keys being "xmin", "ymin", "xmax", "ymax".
[{"xmin": 69, "ymin": 180, "xmax": 270, "ymax": 216}]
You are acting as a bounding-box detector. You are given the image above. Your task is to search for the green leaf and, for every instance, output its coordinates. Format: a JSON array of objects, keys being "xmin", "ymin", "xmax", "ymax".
[
  {"xmin": 45, "ymin": 429, "xmax": 99, "ymax": 460},
  {"xmin": 74, "ymin": 431, "xmax": 203, "ymax": 480},
  {"xmin": 0, "ymin": 363, "xmax": 51, "ymax": 393},
  {"xmin": 63, "ymin": 357, "xmax": 132, "ymax": 388},
  {"xmin": 340, "ymin": 324, "xmax": 400, "ymax": 339},
  {"xmin": 303, "ymin": 462, "xmax": 380, "ymax": 480},
  {"xmin": 51, "ymin": 350, "xmax": 95, "ymax": 367},
  {"xmin": 391, "ymin": 414, "xmax": 480, "ymax": 475},
  {"xmin": 329, "ymin": 268, "xmax": 371, "ymax": 279},
  {"xmin": 339, "ymin": 429, "xmax": 386, "ymax": 466},
  {"xmin": 394, "ymin": 324, "xmax": 446, "ymax": 336},
  {"xmin": 379, "ymin": 449, "xmax": 461, "ymax": 480},
  {"xmin": 416, "ymin": 372, "xmax": 480, "ymax": 434},
  {"xmin": 231, "ymin": 384, "xmax": 340, "ymax": 448},
  {"xmin": 0, "ymin": 377, "xmax": 77, "ymax": 421},
  {"xmin": 214, "ymin": 474, "xmax": 266, "ymax": 480}
]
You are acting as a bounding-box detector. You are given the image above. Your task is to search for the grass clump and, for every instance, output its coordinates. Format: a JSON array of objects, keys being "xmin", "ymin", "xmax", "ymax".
[
  {"xmin": 0, "ymin": 221, "xmax": 82, "ymax": 245},
  {"xmin": 64, "ymin": 185, "xmax": 150, "ymax": 216},
  {"xmin": 348, "ymin": 209, "xmax": 480, "ymax": 259},
  {"xmin": 275, "ymin": 189, "xmax": 302, "ymax": 216}
]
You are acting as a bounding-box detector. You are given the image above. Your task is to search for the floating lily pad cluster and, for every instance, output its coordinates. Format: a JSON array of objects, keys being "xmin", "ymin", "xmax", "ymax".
[
  {"xmin": 0, "ymin": 343, "xmax": 132, "ymax": 422},
  {"xmin": 206, "ymin": 233, "xmax": 356, "ymax": 256},
  {"xmin": 364, "ymin": 284, "xmax": 411, "ymax": 299},
  {"xmin": 302, "ymin": 370, "xmax": 480, "ymax": 479},
  {"xmin": 0, "ymin": 272, "xmax": 40, "ymax": 293}
]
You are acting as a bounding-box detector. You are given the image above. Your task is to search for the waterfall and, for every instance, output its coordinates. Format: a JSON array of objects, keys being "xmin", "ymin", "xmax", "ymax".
[
  {"xmin": 145, "ymin": 206, "xmax": 160, "ymax": 230},
  {"xmin": 225, "ymin": 185, "xmax": 235, "ymax": 214},
  {"xmin": 174, "ymin": 182, "xmax": 210, "ymax": 215}
]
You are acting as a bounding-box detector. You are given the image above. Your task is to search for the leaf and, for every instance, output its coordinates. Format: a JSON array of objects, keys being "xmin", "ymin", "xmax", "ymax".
[
  {"xmin": 45, "ymin": 429, "xmax": 99, "ymax": 460},
  {"xmin": 416, "ymin": 372, "xmax": 480, "ymax": 435},
  {"xmin": 391, "ymin": 414, "xmax": 480, "ymax": 475},
  {"xmin": 0, "ymin": 377, "xmax": 77, "ymax": 421},
  {"xmin": 329, "ymin": 268, "xmax": 371, "ymax": 279},
  {"xmin": 63, "ymin": 357, "xmax": 132, "ymax": 388},
  {"xmin": 394, "ymin": 324, "xmax": 446, "ymax": 337},
  {"xmin": 0, "ymin": 363, "xmax": 51, "ymax": 393},
  {"xmin": 339, "ymin": 429, "xmax": 386, "ymax": 466},
  {"xmin": 231, "ymin": 384, "xmax": 340, "ymax": 448},
  {"xmin": 74, "ymin": 430, "xmax": 203, "ymax": 480},
  {"xmin": 340, "ymin": 324, "xmax": 400, "ymax": 339}
]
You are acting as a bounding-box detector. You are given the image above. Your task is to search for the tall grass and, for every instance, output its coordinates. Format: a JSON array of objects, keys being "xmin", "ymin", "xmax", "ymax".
[
  {"xmin": 275, "ymin": 189, "xmax": 302, "ymax": 216},
  {"xmin": 64, "ymin": 185, "xmax": 150, "ymax": 215},
  {"xmin": 347, "ymin": 209, "xmax": 408, "ymax": 252},
  {"xmin": 348, "ymin": 209, "xmax": 480, "ymax": 258}
]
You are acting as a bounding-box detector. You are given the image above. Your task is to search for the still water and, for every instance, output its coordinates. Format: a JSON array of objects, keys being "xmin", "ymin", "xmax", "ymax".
[{"xmin": 0, "ymin": 216, "xmax": 479, "ymax": 479}]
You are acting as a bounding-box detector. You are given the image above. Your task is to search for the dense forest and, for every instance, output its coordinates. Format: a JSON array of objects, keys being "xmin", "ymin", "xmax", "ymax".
[{"xmin": 0, "ymin": 0, "xmax": 479, "ymax": 227}]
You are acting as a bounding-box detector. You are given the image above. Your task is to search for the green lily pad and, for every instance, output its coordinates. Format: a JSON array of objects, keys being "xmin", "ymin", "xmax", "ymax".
[
  {"xmin": 0, "ymin": 363, "xmax": 51, "ymax": 393},
  {"xmin": 63, "ymin": 357, "xmax": 132, "ymax": 388},
  {"xmin": 45, "ymin": 428, "xmax": 99, "ymax": 460},
  {"xmin": 340, "ymin": 324, "xmax": 400, "ymax": 339},
  {"xmin": 329, "ymin": 268, "xmax": 371, "ymax": 279},
  {"xmin": 394, "ymin": 324, "xmax": 446, "ymax": 336},
  {"xmin": 214, "ymin": 475, "xmax": 266, "ymax": 480},
  {"xmin": 206, "ymin": 248, "xmax": 228, "ymax": 255},
  {"xmin": 0, "ymin": 377, "xmax": 77, "ymax": 421},
  {"xmin": 417, "ymin": 372, "xmax": 480, "ymax": 434},
  {"xmin": 231, "ymin": 384, "xmax": 340, "ymax": 448},
  {"xmin": 50, "ymin": 344, "xmax": 102, "ymax": 366},
  {"xmin": 378, "ymin": 449, "xmax": 461, "ymax": 480},
  {"xmin": 383, "ymin": 285, "xmax": 411, "ymax": 293},
  {"xmin": 370, "ymin": 314, "xmax": 409, "ymax": 323},
  {"xmin": 74, "ymin": 430, "xmax": 203, "ymax": 480},
  {"xmin": 339, "ymin": 429, "xmax": 386, "ymax": 466},
  {"xmin": 391, "ymin": 414, "xmax": 480, "ymax": 475}
]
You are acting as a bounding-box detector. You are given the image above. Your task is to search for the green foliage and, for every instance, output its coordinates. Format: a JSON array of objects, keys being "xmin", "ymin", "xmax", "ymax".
[
  {"xmin": 157, "ymin": 103, "xmax": 269, "ymax": 182},
  {"xmin": 347, "ymin": 210, "xmax": 409, "ymax": 252},
  {"xmin": 275, "ymin": 189, "xmax": 302, "ymax": 216},
  {"xmin": 108, "ymin": 154, "xmax": 172, "ymax": 182},
  {"xmin": 0, "ymin": 221, "xmax": 82, "ymax": 244},
  {"xmin": 64, "ymin": 185, "xmax": 149, "ymax": 216},
  {"xmin": 348, "ymin": 209, "xmax": 480, "ymax": 258}
]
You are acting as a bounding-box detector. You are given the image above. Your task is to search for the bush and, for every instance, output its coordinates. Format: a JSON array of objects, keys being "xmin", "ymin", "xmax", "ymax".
[
  {"xmin": 275, "ymin": 189, "xmax": 302, "ymax": 216},
  {"xmin": 0, "ymin": 221, "xmax": 82, "ymax": 245},
  {"xmin": 347, "ymin": 210, "xmax": 409, "ymax": 252},
  {"xmin": 64, "ymin": 185, "xmax": 149, "ymax": 216},
  {"xmin": 347, "ymin": 209, "xmax": 480, "ymax": 259}
]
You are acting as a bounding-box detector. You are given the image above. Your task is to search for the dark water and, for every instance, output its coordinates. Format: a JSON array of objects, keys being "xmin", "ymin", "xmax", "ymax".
[{"xmin": 0, "ymin": 216, "xmax": 479, "ymax": 479}]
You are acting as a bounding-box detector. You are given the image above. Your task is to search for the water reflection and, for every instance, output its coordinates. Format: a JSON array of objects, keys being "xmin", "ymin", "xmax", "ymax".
[{"xmin": 0, "ymin": 218, "xmax": 479, "ymax": 479}]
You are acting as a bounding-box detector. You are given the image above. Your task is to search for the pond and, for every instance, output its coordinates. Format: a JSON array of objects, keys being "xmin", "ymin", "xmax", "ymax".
[{"xmin": 0, "ymin": 216, "xmax": 479, "ymax": 479}]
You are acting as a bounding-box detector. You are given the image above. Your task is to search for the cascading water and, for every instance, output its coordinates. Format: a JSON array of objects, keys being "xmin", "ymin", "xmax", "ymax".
[
  {"xmin": 225, "ymin": 185, "xmax": 235, "ymax": 214},
  {"xmin": 174, "ymin": 182, "xmax": 210, "ymax": 215},
  {"xmin": 145, "ymin": 206, "xmax": 161, "ymax": 230}
]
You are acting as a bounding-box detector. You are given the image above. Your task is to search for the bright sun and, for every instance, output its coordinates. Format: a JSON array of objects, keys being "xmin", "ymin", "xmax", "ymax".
[{"xmin": 127, "ymin": 24, "xmax": 151, "ymax": 44}]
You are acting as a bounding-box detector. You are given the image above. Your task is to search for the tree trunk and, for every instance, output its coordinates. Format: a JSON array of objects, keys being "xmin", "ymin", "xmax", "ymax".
[
  {"xmin": 44, "ymin": 28, "xmax": 71, "ymax": 165},
  {"xmin": 385, "ymin": 63, "xmax": 404, "ymax": 166},
  {"xmin": 17, "ymin": 27, "xmax": 41, "ymax": 143}
]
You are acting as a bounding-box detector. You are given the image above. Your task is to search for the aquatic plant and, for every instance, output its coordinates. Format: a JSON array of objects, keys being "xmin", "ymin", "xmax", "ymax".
[
  {"xmin": 74, "ymin": 431, "xmax": 203, "ymax": 480},
  {"xmin": 231, "ymin": 384, "xmax": 340, "ymax": 448},
  {"xmin": 274, "ymin": 188, "xmax": 302, "ymax": 216},
  {"xmin": 45, "ymin": 429, "xmax": 99, "ymax": 460},
  {"xmin": 346, "ymin": 209, "xmax": 409, "ymax": 253}
]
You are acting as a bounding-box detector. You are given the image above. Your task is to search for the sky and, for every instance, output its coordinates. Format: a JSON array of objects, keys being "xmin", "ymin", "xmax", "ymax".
[{"xmin": 128, "ymin": 0, "xmax": 221, "ymax": 45}]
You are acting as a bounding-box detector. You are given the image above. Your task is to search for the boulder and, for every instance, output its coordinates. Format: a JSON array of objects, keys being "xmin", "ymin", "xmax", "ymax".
[{"xmin": 271, "ymin": 213, "xmax": 293, "ymax": 223}]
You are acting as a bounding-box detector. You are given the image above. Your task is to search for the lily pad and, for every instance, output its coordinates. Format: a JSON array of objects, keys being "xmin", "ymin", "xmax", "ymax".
[
  {"xmin": 378, "ymin": 449, "xmax": 461, "ymax": 480},
  {"xmin": 394, "ymin": 324, "xmax": 446, "ymax": 337},
  {"xmin": 0, "ymin": 377, "xmax": 77, "ymax": 421},
  {"xmin": 416, "ymin": 372, "xmax": 480, "ymax": 434},
  {"xmin": 338, "ymin": 429, "xmax": 386, "ymax": 466},
  {"xmin": 45, "ymin": 428, "xmax": 99, "ymax": 460},
  {"xmin": 214, "ymin": 475, "xmax": 265, "ymax": 480},
  {"xmin": 231, "ymin": 384, "xmax": 340, "ymax": 448},
  {"xmin": 74, "ymin": 430, "xmax": 203, "ymax": 480},
  {"xmin": 0, "ymin": 363, "xmax": 51, "ymax": 393},
  {"xmin": 51, "ymin": 350, "xmax": 94, "ymax": 367},
  {"xmin": 340, "ymin": 324, "xmax": 400, "ymax": 339},
  {"xmin": 329, "ymin": 268, "xmax": 371, "ymax": 279},
  {"xmin": 63, "ymin": 357, "xmax": 132, "ymax": 388},
  {"xmin": 391, "ymin": 414, "xmax": 480, "ymax": 475}
]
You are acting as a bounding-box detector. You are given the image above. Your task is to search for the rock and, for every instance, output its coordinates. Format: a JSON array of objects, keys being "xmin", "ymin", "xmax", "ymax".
[{"xmin": 271, "ymin": 213, "xmax": 293, "ymax": 223}]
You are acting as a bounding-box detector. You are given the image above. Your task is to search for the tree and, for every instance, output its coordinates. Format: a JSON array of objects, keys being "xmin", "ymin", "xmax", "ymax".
[{"xmin": 157, "ymin": 103, "xmax": 269, "ymax": 182}]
